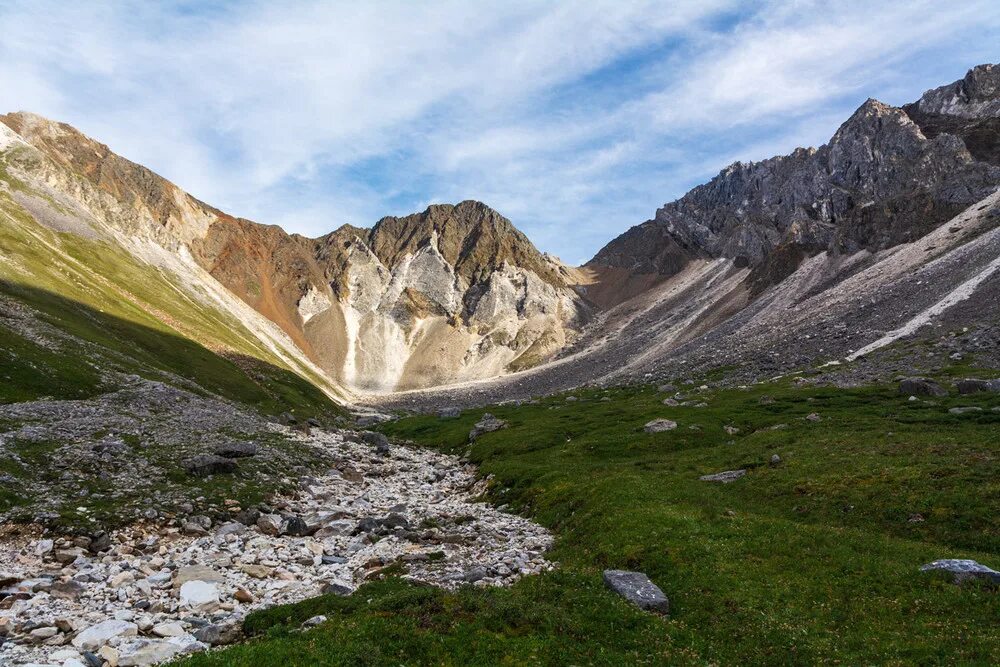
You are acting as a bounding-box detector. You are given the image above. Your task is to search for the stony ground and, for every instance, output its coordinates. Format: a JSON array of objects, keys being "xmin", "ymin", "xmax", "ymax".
[
  {"xmin": 0, "ymin": 424, "xmax": 552, "ymax": 666},
  {"xmin": 0, "ymin": 378, "xmax": 335, "ymax": 530}
]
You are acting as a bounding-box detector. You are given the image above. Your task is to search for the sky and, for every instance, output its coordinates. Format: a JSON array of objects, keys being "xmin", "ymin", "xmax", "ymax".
[{"xmin": 1, "ymin": 1, "xmax": 998, "ymax": 265}]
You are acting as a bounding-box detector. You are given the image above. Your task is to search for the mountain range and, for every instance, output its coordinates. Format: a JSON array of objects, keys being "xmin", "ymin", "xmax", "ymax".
[{"xmin": 1, "ymin": 64, "xmax": 998, "ymax": 408}]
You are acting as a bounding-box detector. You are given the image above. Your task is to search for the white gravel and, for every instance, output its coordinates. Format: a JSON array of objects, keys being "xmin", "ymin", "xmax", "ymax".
[{"xmin": 0, "ymin": 428, "xmax": 554, "ymax": 666}]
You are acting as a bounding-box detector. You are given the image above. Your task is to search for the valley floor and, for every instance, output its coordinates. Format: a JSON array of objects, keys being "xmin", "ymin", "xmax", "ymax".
[
  {"xmin": 0, "ymin": 374, "xmax": 1000, "ymax": 667},
  {"xmin": 170, "ymin": 375, "xmax": 1000, "ymax": 665}
]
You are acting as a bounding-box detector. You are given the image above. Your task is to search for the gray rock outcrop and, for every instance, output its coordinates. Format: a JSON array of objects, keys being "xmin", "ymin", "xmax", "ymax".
[
  {"xmin": 899, "ymin": 378, "xmax": 947, "ymax": 397},
  {"xmin": 602, "ymin": 570, "xmax": 670, "ymax": 614},
  {"xmin": 587, "ymin": 65, "xmax": 1000, "ymax": 304},
  {"xmin": 920, "ymin": 559, "xmax": 1000, "ymax": 585}
]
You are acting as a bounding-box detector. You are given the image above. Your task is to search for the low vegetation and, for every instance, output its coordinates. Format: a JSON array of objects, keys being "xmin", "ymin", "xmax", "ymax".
[{"xmin": 177, "ymin": 377, "xmax": 1000, "ymax": 665}]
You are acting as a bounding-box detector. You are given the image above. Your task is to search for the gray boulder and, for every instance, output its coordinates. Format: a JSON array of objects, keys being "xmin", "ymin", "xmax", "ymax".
[
  {"xmin": 603, "ymin": 570, "xmax": 669, "ymax": 614},
  {"xmin": 439, "ymin": 407, "xmax": 462, "ymax": 419},
  {"xmin": 920, "ymin": 559, "xmax": 1000, "ymax": 585},
  {"xmin": 470, "ymin": 413, "xmax": 507, "ymax": 440},
  {"xmin": 183, "ymin": 455, "xmax": 237, "ymax": 477},
  {"xmin": 699, "ymin": 469, "xmax": 747, "ymax": 484},
  {"xmin": 899, "ymin": 377, "xmax": 946, "ymax": 397},
  {"xmin": 956, "ymin": 378, "xmax": 1000, "ymax": 394},
  {"xmin": 644, "ymin": 419, "xmax": 677, "ymax": 433},
  {"xmin": 948, "ymin": 406, "xmax": 984, "ymax": 415}
]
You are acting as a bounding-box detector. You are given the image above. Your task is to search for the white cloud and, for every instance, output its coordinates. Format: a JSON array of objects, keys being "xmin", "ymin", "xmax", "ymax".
[{"xmin": 648, "ymin": 0, "xmax": 1000, "ymax": 129}]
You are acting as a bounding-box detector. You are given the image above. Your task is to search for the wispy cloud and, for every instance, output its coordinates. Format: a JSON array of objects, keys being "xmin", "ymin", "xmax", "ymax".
[{"xmin": 1, "ymin": 0, "xmax": 998, "ymax": 265}]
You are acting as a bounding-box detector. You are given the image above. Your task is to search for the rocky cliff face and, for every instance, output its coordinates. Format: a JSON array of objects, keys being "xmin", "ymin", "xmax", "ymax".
[
  {"xmin": 587, "ymin": 65, "xmax": 1000, "ymax": 304},
  {"xmin": 0, "ymin": 113, "xmax": 587, "ymax": 395},
  {"xmin": 288, "ymin": 202, "xmax": 587, "ymax": 392},
  {"xmin": 903, "ymin": 63, "xmax": 1000, "ymax": 167},
  {"xmin": 912, "ymin": 64, "xmax": 1000, "ymax": 119}
]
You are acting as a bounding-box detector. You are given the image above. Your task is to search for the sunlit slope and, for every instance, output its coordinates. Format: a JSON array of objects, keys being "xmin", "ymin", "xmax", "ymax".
[{"xmin": 0, "ymin": 143, "xmax": 345, "ymax": 414}]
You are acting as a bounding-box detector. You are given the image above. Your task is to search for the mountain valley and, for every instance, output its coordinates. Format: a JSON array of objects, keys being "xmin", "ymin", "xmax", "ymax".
[{"xmin": 1, "ymin": 63, "xmax": 999, "ymax": 666}]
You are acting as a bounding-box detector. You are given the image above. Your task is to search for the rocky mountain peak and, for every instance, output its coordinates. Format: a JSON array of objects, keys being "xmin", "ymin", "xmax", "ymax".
[
  {"xmin": 916, "ymin": 63, "xmax": 1000, "ymax": 119},
  {"xmin": 1, "ymin": 110, "xmax": 219, "ymax": 244},
  {"xmin": 367, "ymin": 200, "xmax": 565, "ymax": 288},
  {"xmin": 829, "ymin": 98, "xmax": 922, "ymax": 149},
  {"xmin": 587, "ymin": 68, "xmax": 1000, "ymax": 306}
]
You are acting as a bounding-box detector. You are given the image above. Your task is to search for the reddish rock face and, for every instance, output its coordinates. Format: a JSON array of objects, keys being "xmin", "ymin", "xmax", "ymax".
[{"xmin": 0, "ymin": 111, "xmax": 589, "ymax": 392}]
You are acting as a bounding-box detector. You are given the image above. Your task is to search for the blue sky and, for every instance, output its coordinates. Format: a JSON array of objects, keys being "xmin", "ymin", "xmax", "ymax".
[{"xmin": 1, "ymin": 1, "xmax": 998, "ymax": 265}]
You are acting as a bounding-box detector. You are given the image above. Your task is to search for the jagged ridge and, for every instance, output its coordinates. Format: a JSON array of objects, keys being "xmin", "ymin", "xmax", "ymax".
[{"xmin": 587, "ymin": 65, "xmax": 1000, "ymax": 304}]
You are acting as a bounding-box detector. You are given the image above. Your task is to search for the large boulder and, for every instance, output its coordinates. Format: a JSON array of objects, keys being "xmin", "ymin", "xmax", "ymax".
[
  {"xmin": 920, "ymin": 559, "xmax": 1000, "ymax": 585},
  {"xmin": 470, "ymin": 413, "xmax": 507, "ymax": 440},
  {"xmin": 179, "ymin": 580, "xmax": 220, "ymax": 611},
  {"xmin": 72, "ymin": 619, "xmax": 138, "ymax": 651},
  {"xmin": 956, "ymin": 378, "xmax": 1000, "ymax": 394},
  {"xmin": 898, "ymin": 377, "xmax": 946, "ymax": 397},
  {"xmin": 183, "ymin": 454, "xmax": 237, "ymax": 477},
  {"xmin": 603, "ymin": 570, "xmax": 670, "ymax": 614},
  {"xmin": 644, "ymin": 419, "xmax": 677, "ymax": 433}
]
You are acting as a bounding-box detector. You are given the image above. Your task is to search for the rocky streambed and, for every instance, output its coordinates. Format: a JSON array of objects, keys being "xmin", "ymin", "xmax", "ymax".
[{"xmin": 0, "ymin": 428, "xmax": 554, "ymax": 666}]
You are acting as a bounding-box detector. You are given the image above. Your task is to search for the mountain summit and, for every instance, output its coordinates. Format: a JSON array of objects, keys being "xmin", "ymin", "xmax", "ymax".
[{"xmin": 586, "ymin": 65, "xmax": 1000, "ymax": 306}]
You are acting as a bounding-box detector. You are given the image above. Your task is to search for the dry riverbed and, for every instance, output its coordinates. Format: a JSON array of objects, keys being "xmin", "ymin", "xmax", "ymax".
[{"xmin": 0, "ymin": 428, "xmax": 553, "ymax": 666}]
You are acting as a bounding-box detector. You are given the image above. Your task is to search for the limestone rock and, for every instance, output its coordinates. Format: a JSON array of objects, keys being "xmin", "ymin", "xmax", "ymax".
[
  {"xmin": 470, "ymin": 414, "xmax": 508, "ymax": 440},
  {"xmin": 699, "ymin": 469, "xmax": 747, "ymax": 484},
  {"xmin": 179, "ymin": 581, "xmax": 220, "ymax": 611},
  {"xmin": 71, "ymin": 620, "xmax": 138, "ymax": 651},
  {"xmin": 920, "ymin": 559, "xmax": 1000, "ymax": 585},
  {"xmin": 644, "ymin": 419, "xmax": 677, "ymax": 433},
  {"xmin": 603, "ymin": 570, "xmax": 670, "ymax": 614}
]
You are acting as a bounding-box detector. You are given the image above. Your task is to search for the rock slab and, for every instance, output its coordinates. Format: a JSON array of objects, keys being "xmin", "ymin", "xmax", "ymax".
[
  {"xmin": 899, "ymin": 378, "xmax": 946, "ymax": 397},
  {"xmin": 920, "ymin": 559, "xmax": 1000, "ymax": 585},
  {"xmin": 699, "ymin": 469, "xmax": 747, "ymax": 484},
  {"xmin": 644, "ymin": 419, "xmax": 677, "ymax": 433},
  {"xmin": 603, "ymin": 570, "xmax": 669, "ymax": 614}
]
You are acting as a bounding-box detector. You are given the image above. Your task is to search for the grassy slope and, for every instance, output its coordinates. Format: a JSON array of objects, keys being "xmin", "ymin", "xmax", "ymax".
[
  {"xmin": 0, "ymin": 154, "xmax": 346, "ymax": 528},
  {"xmin": 0, "ymin": 168, "xmax": 341, "ymax": 418},
  {"xmin": 177, "ymin": 378, "xmax": 1000, "ymax": 665}
]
